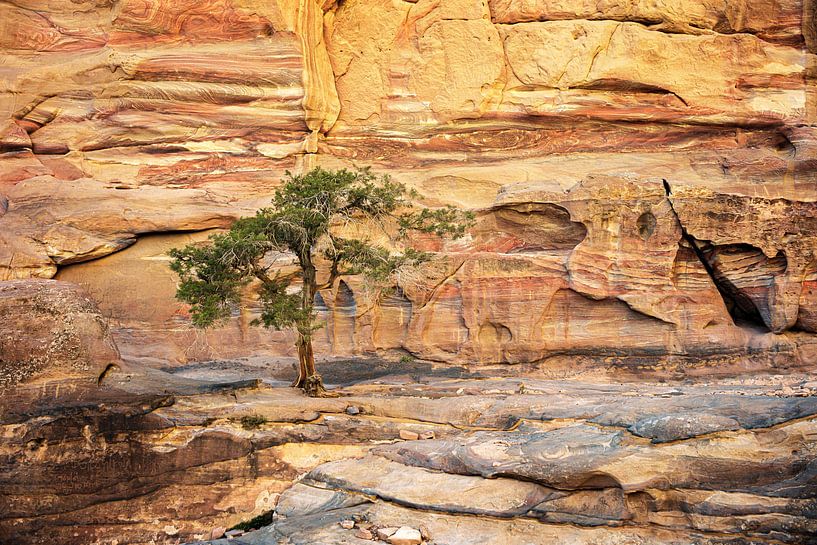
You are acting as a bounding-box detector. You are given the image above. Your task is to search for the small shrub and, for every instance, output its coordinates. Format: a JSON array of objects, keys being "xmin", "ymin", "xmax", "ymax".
[
  {"xmin": 229, "ymin": 510, "xmax": 275, "ymax": 532},
  {"xmin": 399, "ymin": 354, "xmax": 415, "ymax": 365},
  {"xmin": 239, "ymin": 414, "xmax": 267, "ymax": 430}
]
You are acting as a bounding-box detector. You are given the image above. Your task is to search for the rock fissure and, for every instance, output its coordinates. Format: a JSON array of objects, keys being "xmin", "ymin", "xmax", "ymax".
[{"xmin": 661, "ymin": 178, "xmax": 770, "ymax": 332}]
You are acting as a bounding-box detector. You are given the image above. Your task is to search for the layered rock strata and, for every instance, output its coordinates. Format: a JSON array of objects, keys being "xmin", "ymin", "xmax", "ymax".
[
  {"xmin": 0, "ymin": 0, "xmax": 815, "ymax": 368},
  {"xmin": 2, "ymin": 3, "xmax": 817, "ymax": 544},
  {"xmin": 5, "ymin": 364, "xmax": 817, "ymax": 545},
  {"xmin": 1, "ymin": 281, "xmax": 815, "ymax": 544},
  {"xmin": 187, "ymin": 375, "xmax": 817, "ymax": 545}
]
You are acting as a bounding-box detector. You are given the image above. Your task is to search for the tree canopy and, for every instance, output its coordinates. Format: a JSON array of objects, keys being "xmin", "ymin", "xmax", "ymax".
[{"xmin": 169, "ymin": 167, "xmax": 473, "ymax": 396}]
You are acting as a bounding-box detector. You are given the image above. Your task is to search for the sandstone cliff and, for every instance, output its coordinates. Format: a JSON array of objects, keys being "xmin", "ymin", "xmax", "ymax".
[
  {"xmin": 3, "ymin": 4, "xmax": 817, "ymax": 543},
  {"xmin": 1, "ymin": 0, "xmax": 816, "ymax": 370}
]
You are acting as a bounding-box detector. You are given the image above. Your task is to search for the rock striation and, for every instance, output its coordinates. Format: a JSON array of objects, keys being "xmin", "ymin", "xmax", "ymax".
[
  {"xmin": 4, "ymin": 358, "xmax": 817, "ymax": 542},
  {"xmin": 1, "ymin": 4, "xmax": 817, "ymax": 543},
  {"xmin": 179, "ymin": 375, "xmax": 817, "ymax": 545},
  {"xmin": 1, "ymin": 0, "xmax": 816, "ymax": 369}
]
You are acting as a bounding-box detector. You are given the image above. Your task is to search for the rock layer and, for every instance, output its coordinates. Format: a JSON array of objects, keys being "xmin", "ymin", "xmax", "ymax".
[
  {"xmin": 4, "ymin": 358, "xmax": 817, "ymax": 544},
  {"xmin": 1, "ymin": 0, "xmax": 816, "ymax": 368},
  {"xmin": 2, "ymin": 3, "xmax": 817, "ymax": 544},
  {"xmin": 172, "ymin": 374, "xmax": 817, "ymax": 545}
]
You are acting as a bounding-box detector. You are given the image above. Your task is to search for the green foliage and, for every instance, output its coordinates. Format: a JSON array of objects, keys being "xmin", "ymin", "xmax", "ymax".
[
  {"xmin": 169, "ymin": 167, "xmax": 474, "ymax": 336},
  {"xmin": 168, "ymin": 238, "xmax": 246, "ymax": 328},
  {"xmin": 399, "ymin": 354, "xmax": 415, "ymax": 365},
  {"xmin": 228, "ymin": 510, "xmax": 275, "ymax": 532},
  {"xmin": 252, "ymin": 276, "xmax": 311, "ymax": 331},
  {"xmin": 398, "ymin": 206, "xmax": 475, "ymax": 238},
  {"xmin": 239, "ymin": 414, "xmax": 268, "ymax": 430}
]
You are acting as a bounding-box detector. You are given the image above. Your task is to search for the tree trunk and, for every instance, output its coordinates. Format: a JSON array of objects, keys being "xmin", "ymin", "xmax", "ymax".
[
  {"xmin": 293, "ymin": 260, "xmax": 331, "ymax": 397},
  {"xmin": 295, "ymin": 332, "xmax": 328, "ymax": 397}
]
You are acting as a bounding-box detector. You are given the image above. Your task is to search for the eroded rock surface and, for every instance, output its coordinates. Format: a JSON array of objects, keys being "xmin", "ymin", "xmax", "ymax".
[
  {"xmin": 0, "ymin": 279, "xmax": 119, "ymax": 389},
  {"xmin": 1, "ymin": 285, "xmax": 815, "ymax": 544},
  {"xmin": 174, "ymin": 374, "xmax": 817, "ymax": 545},
  {"xmin": 0, "ymin": 0, "xmax": 814, "ymax": 368},
  {"xmin": 2, "ymin": 2, "xmax": 817, "ymax": 544},
  {"xmin": 7, "ymin": 365, "xmax": 816, "ymax": 544}
]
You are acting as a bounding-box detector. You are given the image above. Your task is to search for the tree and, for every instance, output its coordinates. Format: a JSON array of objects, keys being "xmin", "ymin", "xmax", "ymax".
[{"xmin": 168, "ymin": 167, "xmax": 473, "ymax": 397}]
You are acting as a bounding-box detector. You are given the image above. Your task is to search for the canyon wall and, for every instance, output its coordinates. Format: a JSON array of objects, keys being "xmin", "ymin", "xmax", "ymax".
[
  {"xmin": 1, "ymin": 0, "xmax": 816, "ymax": 372},
  {"xmin": 3, "ymin": 3, "xmax": 817, "ymax": 544}
]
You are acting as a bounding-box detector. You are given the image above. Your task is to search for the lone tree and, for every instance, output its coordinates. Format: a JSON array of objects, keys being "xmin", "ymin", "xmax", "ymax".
[{"xmin": 169, "ymin": 167, "xmax": 473, "ymax": 396}]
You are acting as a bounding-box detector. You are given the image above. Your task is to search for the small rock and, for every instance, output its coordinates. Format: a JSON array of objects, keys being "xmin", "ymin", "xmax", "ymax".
[
  {"xmin": 339, "ymin": 519, "xmax": 356, "ymax": 529},
  {"xmin": 225, "ymin": 529, "xmax": 245, "ymax": 538},
  {"xmin": 418, "ymin": 431, "xmax": 435, "ymax": 440},
  {"xmin": 399, "ymin": 429, "xmax": 419, "ymax": 441},
  {"xmin": 209, "ymin": 527, "xmax": 226, "ymax": 540},
  {"xmin": 419, "ymin": 524, "xmax": 431, "ymax": 541},
  {"xmin": 388, "ymin": 526, "xmax": 422, "ymax": 545},
  {"xmin": 376, "ymin": 527, "xmax": 399, "ymax": 540},
  {"xmin": 346, "ymin": 406, "xmax": 361, "ymax": 415},
  {"xmin": 163, "ymin": 525, "xmax": 179, "ymax": 536},
  {"xmin": 354, "ymin": 528, "xmax": 374, "ymax": 540}
]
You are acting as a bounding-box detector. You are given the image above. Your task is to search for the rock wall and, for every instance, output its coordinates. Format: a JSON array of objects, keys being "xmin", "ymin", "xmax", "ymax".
[
  {"xmin": 2, "ymin": 0, "xmax": 816, "ymax": 370},
  {"xmin": 0, "ymin": 279, "xmax": 120, "ymax": 388},
  {"xmin": 2, "ymin": 284, "xmax": 816, "ymax": 545}
]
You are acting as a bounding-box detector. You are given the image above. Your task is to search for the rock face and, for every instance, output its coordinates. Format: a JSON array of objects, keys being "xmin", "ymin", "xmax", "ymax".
[
  {"xmin": 1, "ymin": 7, "xmax": 817, "ymax": 543},
  {"xmin": 4, "ymin": 346, "xmax": 816, "ymax": 544},
  {"xmin": 1, "ymin": 0, "xmax": 815, "ymax": 368},
  {"xmin": 0, "ymin": 279, "xmax": 120, "ymax": 389},
  {"xmin": 170, "ymin": 375, "xmax": 817, "ymax": 545},
  {"xmin": 1, "ymin": 283, "xmax": 815, "ymax": 544}
]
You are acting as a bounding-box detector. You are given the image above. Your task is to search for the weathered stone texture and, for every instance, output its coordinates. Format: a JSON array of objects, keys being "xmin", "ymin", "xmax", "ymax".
[
  {"xmin": 0, "ymin": 279, "xmax": 120, "ymax": 389},
  {"xmin": 2, "ymin": 3, "xmax": 817, "ymax": 543},
  {"xmin": 1, "ymin": 0, "xmax": 816, "ymax": 368}
]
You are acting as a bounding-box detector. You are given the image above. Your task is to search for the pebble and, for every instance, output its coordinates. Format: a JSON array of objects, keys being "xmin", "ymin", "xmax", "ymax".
[
  {"xmin": 225, "ymin": 529, "xmax": 244, "ymax": 538},
  {"xmin": 346, "ymin": 406, "xmax": 361, "ymax": 415},
  {"xmin": 354, "ymin": 528, "xmax": 374, "ymax": 540},
  {"xmin": 209, "ymin": 527, "xmax": 226, "ymax": 540},
  {"xmin": 399, "ymin": 429, "xmax": 419, "ymax": 441},
  {"xmin": 419, "ymin": 431, "xmax": 435, "ymax": 440},
  {"xmin": 388, "ymin": 526, "xmax": 422, "ymax": 545},
  {"xmin": 339, "ymin": 519, "xmax": 355, "ymax": 529},
  {"xmin": 376, "ymin": 527, "xmax": 399, "ymax": 540}
]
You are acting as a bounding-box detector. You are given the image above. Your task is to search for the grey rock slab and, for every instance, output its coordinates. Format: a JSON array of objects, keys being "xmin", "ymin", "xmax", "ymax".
[
  {"xmin": 374, "ymin": 419, "xmax": 817, "ymax": 496},
  {"xmin": 275, "ymin": 483, "xmax": 369, "ymax": 519},
  {"xmin": 303, "ymin": 455, "xmax": 554, "ymax": 518},
  {"xmin": 374, "ymin": 424, "xmax": 632, "ymax": 490},
  {"xmin": 189, "ymin": 500, "xmax": 751, "ymax": 545},
  {"xmin": 343, "ymin": 379, "xmax": 817, "ymax": 441},
  {"xmin": 627, "ymin": 412, "xmax": 742, "ymax": 442}
]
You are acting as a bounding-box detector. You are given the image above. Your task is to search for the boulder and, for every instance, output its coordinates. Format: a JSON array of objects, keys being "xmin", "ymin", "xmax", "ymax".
[
  {"xmin": 388, "ymin": 527, "xmax": 422, "ymax": 545},
  {"xmin": 0, "ymin": 279, "xmax": 120, "ymax": 389}
]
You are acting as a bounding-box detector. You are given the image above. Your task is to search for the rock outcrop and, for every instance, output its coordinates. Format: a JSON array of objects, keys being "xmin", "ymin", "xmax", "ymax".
[
  {"xmin": 0, "ymin": 279, "xmax": 120, "ymax": 389},
  {"xmin": 1, "ymin": 0, "xmax": 816, "ymax": 369},
  {"xmin": 1, "ymin": 4, "xmax": 817, "ymax": 543},
  {"xmin": 167, "ymin": 374, "xmax": 817, "ymax": 545},
  {"xmin": 4, "ymin": 354, "xmax": 817, "ymax": 544}
]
